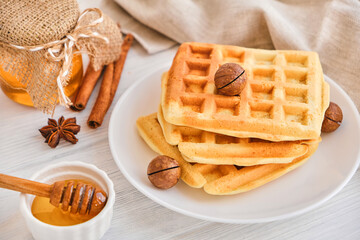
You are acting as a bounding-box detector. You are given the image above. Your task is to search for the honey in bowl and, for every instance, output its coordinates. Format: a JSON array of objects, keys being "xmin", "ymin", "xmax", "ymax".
[{"xmin": 31, "ymin": 179, "xmax": 104, "ymax": 226}]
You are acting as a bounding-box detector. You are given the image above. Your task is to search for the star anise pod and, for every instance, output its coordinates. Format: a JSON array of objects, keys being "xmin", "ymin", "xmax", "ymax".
[{"xmin": 39, "ymin": 116, "xmax": 81, "ymax": 148}]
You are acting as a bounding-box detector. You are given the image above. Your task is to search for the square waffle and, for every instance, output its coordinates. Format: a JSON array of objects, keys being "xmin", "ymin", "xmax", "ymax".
[
  {"xmin": 136, "ymin": 113, "xmax": 320, "ymax": 195},
  {"xmin": 158, "ymin": 105, "xmax": 314, "ymax": 166},
  {"xmin": 161, "ymin": 42, "xmax": 330, "ymax": 141}
]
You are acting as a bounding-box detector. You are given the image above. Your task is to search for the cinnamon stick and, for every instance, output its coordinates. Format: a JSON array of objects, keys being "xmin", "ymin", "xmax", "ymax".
[
  {"xmin": 71, "ymin": 64, "xmax": 104, "ymax": 111},
  {"xmin": 87, "ymin": 63, "xmax": 114, "ymax": 129},
  {"xmin": 111, "ymin": 34, "xmax": 134, "ymax": 102},
  {"xmin": 87, "ymin": 34, "xmax": 134, "ymax": 129}
]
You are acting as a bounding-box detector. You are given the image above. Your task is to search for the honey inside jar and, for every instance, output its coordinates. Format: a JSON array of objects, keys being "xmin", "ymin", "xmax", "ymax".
[
  {"xmin": 31, "ymin": 179, "xmax": 102, "ymax": 226},
  {"xmin": 0, "ymin": 54, "xmax": 83, "ymax": 106}
]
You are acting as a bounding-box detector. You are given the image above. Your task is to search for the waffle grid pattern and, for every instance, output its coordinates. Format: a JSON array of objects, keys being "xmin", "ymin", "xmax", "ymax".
[
  {"xmin": 183, "ymin": 43, "xmax": 315, "ymax": 125},
  {"xmin": 159, "ymin": 105, "xmax": 249, "ymax": 145},
  {"xmin": 162, "ymin": 42, "xmax": 329, "ymax": 141}
]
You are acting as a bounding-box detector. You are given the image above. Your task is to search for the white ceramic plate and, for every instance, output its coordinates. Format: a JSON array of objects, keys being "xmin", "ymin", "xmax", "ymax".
[{"xmin": 109, "ymin": 66, "xmax": 360, "ymax": 223}]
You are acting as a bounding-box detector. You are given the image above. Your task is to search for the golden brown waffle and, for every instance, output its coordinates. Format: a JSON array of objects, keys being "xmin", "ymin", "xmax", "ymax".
[
  {"xmin": 157, "ymin": 105, "xmax": 312, "ymax": 166},
  {"xmin": 136, "ymin": 113, "xmax": 320, "ymax": 195},
  {"xmin": 161, "ymin": 42, "xmax": 330, "ymax": 141}
]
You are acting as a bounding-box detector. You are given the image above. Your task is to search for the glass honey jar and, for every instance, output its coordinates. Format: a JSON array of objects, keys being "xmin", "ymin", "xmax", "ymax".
[
  {"xmin": 0, "ymin": 0, "xmax": 83, "ymax": 112},
  {"xmin": 0, "ymin": 54, "xmax": 83, "ymax": 107},
  {"xmin": 0, "ymin": 1, "xmax": 121, "ymax": 113}
]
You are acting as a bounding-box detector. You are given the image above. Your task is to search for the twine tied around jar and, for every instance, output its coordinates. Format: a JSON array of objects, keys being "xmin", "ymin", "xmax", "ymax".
[{"xmin": 0, "ymin": 5, "xmax": 122, "ymax": 114}]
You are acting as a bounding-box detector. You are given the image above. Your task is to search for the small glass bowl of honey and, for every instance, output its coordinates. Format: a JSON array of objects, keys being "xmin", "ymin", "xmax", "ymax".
[{"xmin": 19, "ymin": 161, "xmax": 115, "ymax": 240}]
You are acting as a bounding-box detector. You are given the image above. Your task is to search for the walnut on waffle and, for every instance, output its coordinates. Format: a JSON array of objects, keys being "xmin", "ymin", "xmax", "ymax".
[
  {"xmin": 161, "ymin": 42, "xmax": 330, "ymax": 141},
  {"xmin": 136, "ymin": 113, "xmax": 320, "ymax": 195}
]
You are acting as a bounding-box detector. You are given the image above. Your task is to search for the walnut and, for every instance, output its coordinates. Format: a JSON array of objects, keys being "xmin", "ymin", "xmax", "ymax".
[
  {"xmin": 321, "ymin": 102, "xmax": 343, "ymax": 133},
  {"xmin": 214, "ymin": 63, "xmax": 247, "ymax": 96},
  {"xmin": 147, "ymin": 155, "xmax": 181, "ymax": 189}
]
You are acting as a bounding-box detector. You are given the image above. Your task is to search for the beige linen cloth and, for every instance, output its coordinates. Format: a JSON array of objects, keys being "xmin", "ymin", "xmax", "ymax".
[{"xmin": 112, "ymin": 0, "xmax": 360, "ymax": 110}]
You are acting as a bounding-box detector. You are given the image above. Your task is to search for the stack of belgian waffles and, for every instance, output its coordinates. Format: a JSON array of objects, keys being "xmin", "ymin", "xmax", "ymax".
[{"xmin": 137, "ymin": 42, "xmax": 330, "ymax": 195}]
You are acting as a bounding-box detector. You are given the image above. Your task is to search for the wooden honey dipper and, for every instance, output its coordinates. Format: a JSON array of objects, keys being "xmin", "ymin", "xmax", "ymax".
[{"xmin": 0, "ymin": 173, "xmax": 107, "ymax": 215}]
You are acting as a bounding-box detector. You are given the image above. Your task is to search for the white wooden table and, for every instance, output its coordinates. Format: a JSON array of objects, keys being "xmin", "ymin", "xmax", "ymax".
[{"xmin": 1, "ymin": 3, "xmax": 360, "ymax": 240}]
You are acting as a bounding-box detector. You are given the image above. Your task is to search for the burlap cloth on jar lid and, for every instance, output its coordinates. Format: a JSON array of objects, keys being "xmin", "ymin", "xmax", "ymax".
[{"xmin": 0, "ymin": 0, "xmax": 123, "ymax": 114}]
